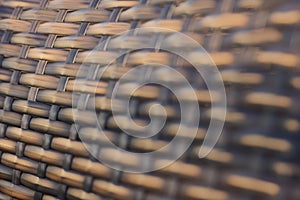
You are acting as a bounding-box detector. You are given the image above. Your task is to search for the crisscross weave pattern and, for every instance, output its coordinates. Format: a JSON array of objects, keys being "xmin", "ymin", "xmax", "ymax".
[{"xmin": 0, "ymin": 0, "xmax": 300, "ymax": 199}]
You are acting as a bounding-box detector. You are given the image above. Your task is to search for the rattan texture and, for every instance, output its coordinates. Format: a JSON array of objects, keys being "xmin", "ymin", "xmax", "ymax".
[{"xmin": 0, "ymin": 0, "xmax": 300, "ymax": 199}]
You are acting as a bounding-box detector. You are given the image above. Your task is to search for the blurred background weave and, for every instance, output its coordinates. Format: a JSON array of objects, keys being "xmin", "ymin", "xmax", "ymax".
[{"xmin": 0, "ymin": 0, "xmax": 300, "ymax": 199}]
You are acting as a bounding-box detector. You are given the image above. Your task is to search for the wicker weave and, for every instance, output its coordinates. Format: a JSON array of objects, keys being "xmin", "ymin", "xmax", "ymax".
[{"xmin": 0, "ymin": 0, "xmax": 300, "ymax": 199}]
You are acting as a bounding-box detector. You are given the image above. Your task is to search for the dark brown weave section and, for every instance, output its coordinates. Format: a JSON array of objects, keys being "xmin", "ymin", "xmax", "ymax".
[{"xmin": 0, "ymin": 0, "xmax": 300, "ymax": 199}]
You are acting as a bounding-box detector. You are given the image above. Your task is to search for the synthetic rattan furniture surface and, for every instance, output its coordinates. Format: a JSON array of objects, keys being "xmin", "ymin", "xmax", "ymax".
[{"xmin": 0, "ymin": 0, "xmax": 300, "ymax": 199}]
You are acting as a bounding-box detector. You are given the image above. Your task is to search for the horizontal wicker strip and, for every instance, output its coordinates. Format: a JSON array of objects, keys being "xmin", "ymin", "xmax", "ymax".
[{"xmin": 0, "ymin": 0, "xmax": 300, "ymax": 200}]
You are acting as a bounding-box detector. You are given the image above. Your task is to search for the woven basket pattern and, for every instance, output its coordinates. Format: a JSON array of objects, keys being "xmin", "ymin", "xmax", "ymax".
[{"xmin": 0, "ymin": 0, "xmax": 300, "ymax": 199}]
